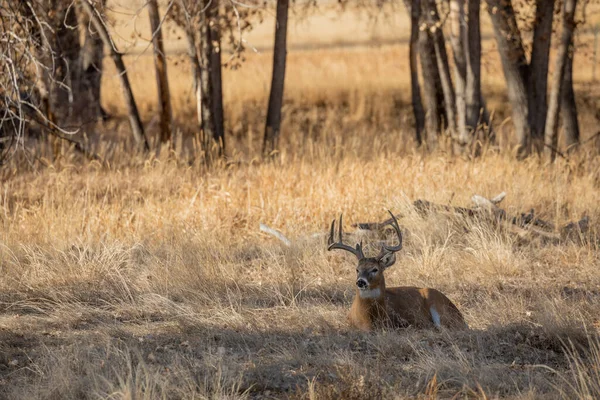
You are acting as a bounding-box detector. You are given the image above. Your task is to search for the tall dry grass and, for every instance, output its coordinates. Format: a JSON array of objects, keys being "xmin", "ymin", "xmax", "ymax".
[
  {"xmin": 2, "ymin": 2, "xmax": 600, "ymax": 399},
  {"xmin": 2, "ymin": 151, "xmax": 600, "ymax": 398}
]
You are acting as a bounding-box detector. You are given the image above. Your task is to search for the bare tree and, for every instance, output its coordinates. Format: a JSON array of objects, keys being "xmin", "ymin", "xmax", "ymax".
[
  {"xmin": 423, "ymin": 0, "xmax": 457, "ymax": 139},
  {"xmin": 406, "ymin": 0, "xmax": 425, "ymax": 145},
  {"xmin": 197, "ymin": 0, "xmax": 222, "ymax": 157},
  {"xmin": 1, "ymin": 0, "xmax": 108, "ymax": 162},
  {"xmin": 147, "ymin": 0, "xmax": 173, "ymax": 144},
  {"xmin": 529, "ymin": 0, "xmax": 556, "ymax": 148},
  {"xmin": 263, "ymin": 0, "xmax": 290, "ymax": 156},
  {"xmin": 19, "ymin": 1, "xmax": 81, "ymax": 127},
  {"xmin": 171, "ymin": 0, "xmax": 262, "ymax": 158},
  {"xmin": 176, "ymin": 0, "xmax": 226, "ymax": 158},
  {"xmin": 544, "ymin": 0, "xmax": 579, "ymax": 161},
  {"xmin": 465, "ymin": 0, "xmax": 487, "ymax": 141},
  {"xmin": 80, "ymin": 0, "xmax": 149, "ymax": 151},
  {"xmin": 77, "ymin": 0, "xmax": 108, "ymax": 123},
  {"xmin": 486, "ymin": 0, "xmax": 530, "ymax": 156},
  {"xmin": 419, "ymin": 28, "xmax": 443, "ymax": 149},
  {"xmin": 450, "ymin": 0, "xmax": 468, "ymax": 150},
  {"xmin": 561, "ymin": 46, "xmax": 579, "ymax": 150},
  {"xmin": 176, "ymin": 0, "xmax": 203, "ymax": 144},
  {"xmin": 209, "ymin": 0, "xmax": 225, "ymax": 149}
]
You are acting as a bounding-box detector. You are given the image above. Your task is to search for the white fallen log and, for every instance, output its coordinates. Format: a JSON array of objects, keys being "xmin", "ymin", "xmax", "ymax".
[{"xmin": 259, "ymin": 223, "xmax": 291, "ymax": 247}]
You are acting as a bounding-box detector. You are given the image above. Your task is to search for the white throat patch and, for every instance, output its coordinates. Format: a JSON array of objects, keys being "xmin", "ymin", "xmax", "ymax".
[{"xmin": 359, "ymin": 288, "xmax": 382, "ymax": 299}]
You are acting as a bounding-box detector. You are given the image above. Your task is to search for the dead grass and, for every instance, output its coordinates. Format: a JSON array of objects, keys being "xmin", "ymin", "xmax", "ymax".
[
  {"xmin": 3, "ymin": 1, "xmax": 600, "ymax": 399},
  {"xmin": 1, "ymin": 152, "xmax": 600, "ymax": 398}
]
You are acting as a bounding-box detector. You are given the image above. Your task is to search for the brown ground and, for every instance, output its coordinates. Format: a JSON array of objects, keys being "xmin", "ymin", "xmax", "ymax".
[{"xmin": 2, "ymin": 1, "xmax": 600, "ymax": 399}]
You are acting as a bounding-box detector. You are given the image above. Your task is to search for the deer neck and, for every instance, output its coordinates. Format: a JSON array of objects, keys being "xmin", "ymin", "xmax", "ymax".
[{"xmin": 353, "ymin": 279, "xmax": 387, "ymax": 322}]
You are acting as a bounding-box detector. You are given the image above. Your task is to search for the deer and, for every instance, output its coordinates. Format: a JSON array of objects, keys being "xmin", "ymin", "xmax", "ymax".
[{"xmin": 327, "ymin": 211, "xmax": 467, "ymax": 331}]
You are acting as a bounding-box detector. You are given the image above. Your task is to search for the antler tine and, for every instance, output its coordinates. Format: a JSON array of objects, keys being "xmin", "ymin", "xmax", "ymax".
[
  {"xmin": 327, "ymin": 214, "xmax": 364, "ymax": 260},
  {"xmin": 383, "ymin": 210, "xmax": 403, "ymax": 252},
  {"xmin": 328, "ymin": 218, "xmax": 336, "ymax": 247},
  {"xmin": 356, "ymin": 240, "xmax": 365, "ymax": 259}
]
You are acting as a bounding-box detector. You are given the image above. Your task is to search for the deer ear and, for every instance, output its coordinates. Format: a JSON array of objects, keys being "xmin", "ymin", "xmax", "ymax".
[{"xmin": 377, "ymin": 250, "xmax": 396, "ymax": 269}]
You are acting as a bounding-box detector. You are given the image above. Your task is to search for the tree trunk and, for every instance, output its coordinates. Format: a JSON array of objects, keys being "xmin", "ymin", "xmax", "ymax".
[
  {"xmin": 263, "ymin": 0, "xmax": 290, "ymax": 156},
  {"xmin": 80, "ymin": 0, "xmax": 149, "ymax": 151},
  {"xmin": 36, "ymin": 2, "xmax": 81, "ymax": 126},
  {"xmin": 197, "ymin": 0, "xmax": 220, "ymax": 157},
  {"xmin": 486, "ymin": 0, "xmax": 530, "ymax": 156},
  {"xmin": 76, "ymin": 0, "xmax": 108, "ymax": 124},
  {"xmin": 178, "ymin": 0, "xmax": 203, "ymax": 141},
  {"xmin": 21, "ymin": 1, "xmax": 105, "ymax": 128},
  {"xmin": 405, "ymin": 0, "xmax": 425, "ymax": 146},
  {"xmin": 17, "ymin": 2, "xmax": 55, "ymax": 124},
  {"xmin": 450, "ymin": 0, "xmax": 468, "ymax": 151},
  {"xmin": 423, "ymin": 0, "xmax": 457, "ymax": 138},
  {"xmin": 148, "ymin": 0, "xmax": 173, "ymax": 144},
  {"xmin": 465, "ymin": 0, "xmax": 483, "ymax": 134},
  {"xmin": 209, "ymin": 0, "xmax": 225, "ymax": 151},
  {"xmin": 79, "ymin": 9, "xmax": 108, "ymax": 123},
  {"xmin": 544, "ymin": 0, "xmax": 578, "ymax": 161},
  {"xmin": 419, "ymin": 29, "xmax": 443, "ymax": 149},
  {"xmin": 528, "ymin": 0, "xmax": 555, "ymax": 150},
  {"xmin": 561, "ymin": 46, "xmax": 579, "ymax": 149}
]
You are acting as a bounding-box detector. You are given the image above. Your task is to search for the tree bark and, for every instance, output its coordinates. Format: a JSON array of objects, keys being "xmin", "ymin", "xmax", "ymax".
[
  {"xmin": 544, "ymin": 0, "xmax": 578, "ymax": 161},
  {"xmin": 21, "ymin": 1, "xmax": 105, "ymax": 128},
  {"xmin": 561, "ymin": 46, "xmax": 579, "ymax": 149},
  {"xmin": 465, "ymin": 0, "xmax": 483, "ymax": 134},
  {"xmin": 528, "ymin": 0, "xmax": 556, "ymax": 150},
  {"xmin": 78, "ymin": 4, "xmax": 108, "ymax": 123},
  {"xmin": 178, "ymin": 0, "xmax": 203, "ymax": 141},
  {"xmin": 450, "ymin": 0, "xmax": 468, "ymax": 151},
  {"xmin": 209, "ymin": 0, "xmax": 225, "ymax": 151},
  {"xmin": 405, "ymin": 0, "xmax": 425, "ymax": 146},
  {"xmin": 486, "ymin": 0, "xmax": 530, "ymax": 156},
  {"xmin": 198, "ymin": 0, "xmax": 218, "ymax": 156},
  {"xmin": 27, "ymin": 1, "xmax": 82, "ymax": 126},
  {"xmin": 419, "ymin": 29, "xmax": 442, "ymax": 149},
  {"xmin": 147, "ymin": 0, "xmax": 173, "ymax": 144},
  {"xmin": 80, "ymin": 0, "xmax": 149, "ymax": 151},
  {"xmin": 263, "ymin": 0, "xmax": 289, "ymax": 156},
  {"xmin": 423, "ymin": 0, "xmax": 457, "ymax": 138},
  {"xmin": 53, "ymin": 3, "xmax": 81, "ymax": 124}
]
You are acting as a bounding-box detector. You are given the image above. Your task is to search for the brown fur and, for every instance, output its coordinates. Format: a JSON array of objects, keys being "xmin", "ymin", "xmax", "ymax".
[{"xmin": 347, "ymin": 257, "xmax": 467, "ymax": 331}]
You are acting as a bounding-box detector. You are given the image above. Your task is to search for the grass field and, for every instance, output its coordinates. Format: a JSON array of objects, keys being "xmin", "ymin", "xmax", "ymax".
[{"xmin": 2, "ymin": 1, "xmax": 600, "ymax": 399}]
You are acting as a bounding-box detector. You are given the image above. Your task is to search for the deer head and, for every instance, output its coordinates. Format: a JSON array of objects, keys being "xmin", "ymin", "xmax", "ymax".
[{"xmin": 328, "ymin": 211, "xmax": 403, "ymax": 297}]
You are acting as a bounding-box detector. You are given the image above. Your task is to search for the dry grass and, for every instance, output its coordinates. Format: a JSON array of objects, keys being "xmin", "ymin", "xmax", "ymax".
[
  {"xmin": 2, "ymin": 153, "xmax": 600, "ymax": 398},
  {"xmin": 3, "ymin": 1, "xmax": 600, "ymax": 399}
]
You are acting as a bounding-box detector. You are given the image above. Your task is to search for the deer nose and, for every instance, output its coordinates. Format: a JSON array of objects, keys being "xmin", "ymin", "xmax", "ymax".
[{"xmin": 356, "ymin": 279, "xmax": 368, "ymax": 289}]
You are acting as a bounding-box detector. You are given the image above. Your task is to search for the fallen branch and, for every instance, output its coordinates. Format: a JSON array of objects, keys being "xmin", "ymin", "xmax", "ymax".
[
  {"xmin": 259, "ymin": 223, "xmax": 291, "ymax": 247},
  {"xmin": 353, "ymin": 192, "xmax": 591, "ymax": 244},
  {"xmin": 561, "ymin": 216, "xmax": 589, "ymax": 241},
  {"xmin": 353, "ymin": 217, "xmax": 395, "ymax": 231},
  {"xmin": 413, "ymin": 199, "xmax": 476, "ymax": 217}
]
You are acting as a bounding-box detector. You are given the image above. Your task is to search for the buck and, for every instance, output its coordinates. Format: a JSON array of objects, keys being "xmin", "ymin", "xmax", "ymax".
[{"xmin": 328, "ymin": 211, "xmax": 467, "ymax": 331}]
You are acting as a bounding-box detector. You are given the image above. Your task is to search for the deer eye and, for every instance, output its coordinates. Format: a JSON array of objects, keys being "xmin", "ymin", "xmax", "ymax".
[{"xmin": 371, "ymin": 268, "xmax": 379, "ymax": 274}]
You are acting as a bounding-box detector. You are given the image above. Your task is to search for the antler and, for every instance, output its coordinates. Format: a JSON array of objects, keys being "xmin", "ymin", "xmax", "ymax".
[
  {"xmin": 376, "ymin": 210, "xmax": 403, "ymax": 259},
  {"xmin": 327, "ymin": 214, "xmax": 365, "ymax": 260}
]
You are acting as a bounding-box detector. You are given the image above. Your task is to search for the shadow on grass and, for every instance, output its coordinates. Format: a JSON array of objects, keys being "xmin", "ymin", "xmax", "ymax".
[
  {"xmin": 0, "ymin": 278, "xmax": 598, "ymax": 398},
  {"xmin": 0, "ymin": 311, "xmax": 593, "ymax": 398}
]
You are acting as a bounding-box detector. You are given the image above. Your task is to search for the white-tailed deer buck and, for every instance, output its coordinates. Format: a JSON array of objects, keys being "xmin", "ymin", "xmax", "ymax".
[{"xmin": 328, "ymin": 211, "xmax": 467, "ymax": 331}]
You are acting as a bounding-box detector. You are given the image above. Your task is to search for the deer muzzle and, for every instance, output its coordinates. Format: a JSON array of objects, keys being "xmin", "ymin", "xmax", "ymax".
[{"xmin": 356, "ymin": 278, "xmax": 368, "ymax": 289}]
